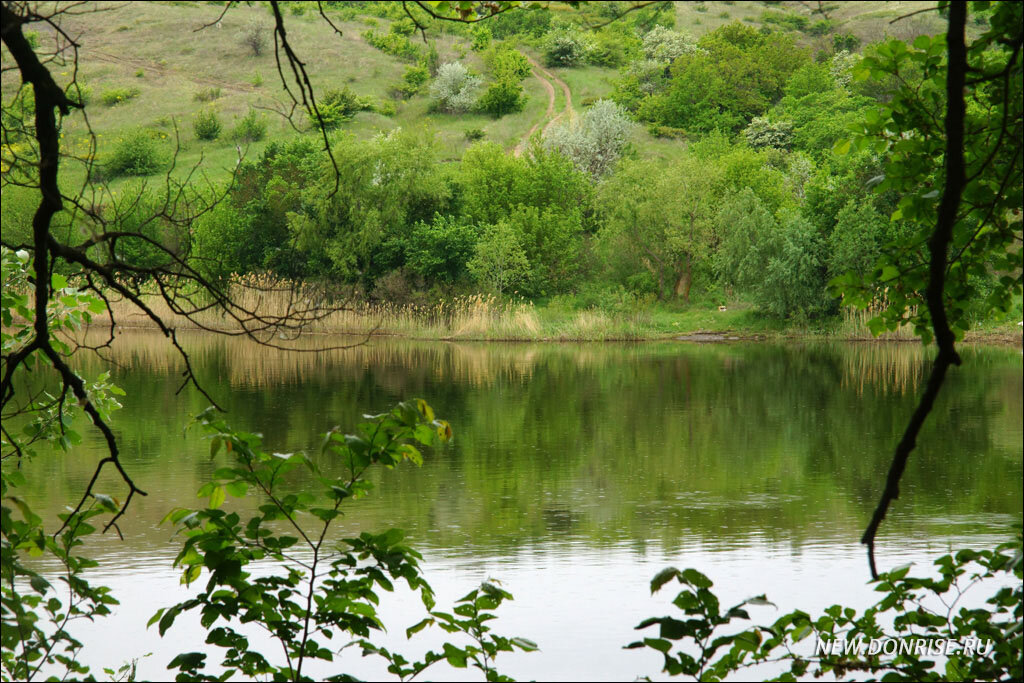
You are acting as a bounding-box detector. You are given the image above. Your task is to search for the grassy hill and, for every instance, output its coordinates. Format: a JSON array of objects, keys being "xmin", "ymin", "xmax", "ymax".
[{"xmin": 4, "ymin": 1, "xmax": 951, "ymax": 188}]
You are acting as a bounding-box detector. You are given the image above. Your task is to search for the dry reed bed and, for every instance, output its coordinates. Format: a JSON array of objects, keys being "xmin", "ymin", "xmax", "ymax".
[{"xmin": 92, "ymin": 275, "xmax": 655, "ymax": 341}]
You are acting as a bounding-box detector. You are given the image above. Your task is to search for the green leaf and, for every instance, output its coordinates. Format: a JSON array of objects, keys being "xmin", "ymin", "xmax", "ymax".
[
  {"xmin": 650, "ymin": 567, "xmax": 680, "ymax": 593},
  {"xmin": 209, "ymin": 485, "xmax": 226, "ymax": 510}
]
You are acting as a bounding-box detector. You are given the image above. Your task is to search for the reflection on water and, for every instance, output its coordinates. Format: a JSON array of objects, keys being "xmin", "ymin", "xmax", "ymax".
[{"xmin": 15, "ymin": 331, "xmax": 1023, "ymax": 681}]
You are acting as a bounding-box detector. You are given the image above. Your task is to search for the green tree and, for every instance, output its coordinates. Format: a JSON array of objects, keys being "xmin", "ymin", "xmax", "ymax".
[
  {"xmin": 468, "ymin": 220, "xmax": 530, "ymax": 295},
  {"xmin": 598, "ymin": 157, "xmax": 720, "ymax": 302}
]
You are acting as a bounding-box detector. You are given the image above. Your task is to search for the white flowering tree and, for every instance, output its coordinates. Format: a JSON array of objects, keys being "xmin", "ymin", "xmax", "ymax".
[
  {"xmin": 429, "ymin": 62, "xmax": 482, "ymax": 113},
  {"xmin": 542, "ymin": 99, "xmax": 634, "ymax": 180}
]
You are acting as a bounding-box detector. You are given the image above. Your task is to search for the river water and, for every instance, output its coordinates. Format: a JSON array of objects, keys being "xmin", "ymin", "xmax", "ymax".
[{"xmin": 16, "ymin": 331, "xmax": 1023, "ymax": 681}]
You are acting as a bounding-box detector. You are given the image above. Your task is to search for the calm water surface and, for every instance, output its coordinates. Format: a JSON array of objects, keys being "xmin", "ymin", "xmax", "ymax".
[{"xmin": 18, "ymin": 331, "xmax": 1023, "ymax": 681}]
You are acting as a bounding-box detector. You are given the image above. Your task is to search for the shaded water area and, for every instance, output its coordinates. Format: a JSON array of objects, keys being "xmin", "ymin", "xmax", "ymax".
[{"xmin": 15, "ymin": 331, "xmax": 1023, "ymax": 680}]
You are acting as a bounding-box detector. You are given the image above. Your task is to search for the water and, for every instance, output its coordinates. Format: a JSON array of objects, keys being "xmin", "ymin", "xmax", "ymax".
[{"xmin": 14, "ymin": 331, "xmax": 1023, "ymax": 680}]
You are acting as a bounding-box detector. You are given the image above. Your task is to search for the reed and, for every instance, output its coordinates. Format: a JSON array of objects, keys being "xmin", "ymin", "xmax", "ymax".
[
  {"xmin": 97, "ymin": 276, "xmax": 554, "ymax": 340},
  {"xmin": 834, "ymin": 304, "xmax": 918, "ymax": 341}
]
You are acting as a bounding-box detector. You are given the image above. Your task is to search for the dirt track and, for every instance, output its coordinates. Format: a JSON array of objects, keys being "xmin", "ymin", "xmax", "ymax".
[{"xmin": 514, "ymin": 55, "xmax": 574, "ymax": 156}]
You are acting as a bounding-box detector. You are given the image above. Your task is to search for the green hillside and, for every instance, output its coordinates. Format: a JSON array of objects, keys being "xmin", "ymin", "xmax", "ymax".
[{"xmin": 4, "ymin": 0, "xmax": 950, "ymax": 184}]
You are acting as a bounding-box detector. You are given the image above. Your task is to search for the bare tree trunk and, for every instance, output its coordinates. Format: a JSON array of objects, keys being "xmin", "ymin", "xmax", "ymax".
[{"xmin": 673, "ymin": 255, "xmax": 692, "ymax": 303}]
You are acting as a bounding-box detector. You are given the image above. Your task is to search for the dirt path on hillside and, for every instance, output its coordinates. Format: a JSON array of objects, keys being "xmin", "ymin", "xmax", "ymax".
[
  {"xmin": 88, "ymin": 49, "xmax": 260, "ymax": 94},
  {"xmin": 513, "ymin": 55, "xmax": 574, "ymax": 157}
]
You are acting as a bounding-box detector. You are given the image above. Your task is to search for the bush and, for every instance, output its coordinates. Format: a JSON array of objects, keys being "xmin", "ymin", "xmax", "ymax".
[
  {"xmin": 429, "ymin": 62, "xmax": 481, "ymax": 113},
  {"xmin": 485, "ymin": 44, "xmax": 531, "ymax": 82},
  {"xmin": 106, "ymin": 129, "xmax": 166, "ymax": 177},
  {"xmin": 100, "ymin": 86, "xmax": 139, "ymax": 107},
  {"xmin": 542, "ymin": 29, "xmax": 592, "ymax": 67},
  {"xmin": 477, "ymin": 78, "xmax": 525, "ymax": 117},
  {"xmin": 192, "ymin": 107, "xmax": 222, "ymax": 141},
  {"xmin": 362, "ymin": 29, "xmax": 420, "ymax": 61},
  {"xmin": 193, "ymin": 87, "xmax": 221, "ymax": 102},
  {"xmin": 239, "ymin": 18, "xmax": 268, "ymax": 56},
  {"xmin": 316, "ymin": 87, "xmax": 372, "ymax": 129},
  {"xmin": 543, "ymin": 99, "xmax": 634, "ymax": 180},
  {"xmin": 641, "ymin": 26, "xmax": 698, "ymax": 63},
  {"xmin": 374, "ymin": 99, "xmax": 397, "ymax": 117},
  {"xmin": 389, "ymin": 17, "xmax": 416, "ymax": 36},
  {"xmin": 465, "ymin": 127, "xmax": 485, "ymax": 141},
  {"xmin": 471, "ymin": 26, "xmax": 492, "ymax": 51},
  {"xmin": 396, "ymin": 62, "xmax": 430, "ymax": 98},
  {"xmin": 232, "ymin": 109, "xmax": 267, "ymax": 142},
  {"xmin": 742, "ymin": 116, "xmax": 793, "ymax": 149}
]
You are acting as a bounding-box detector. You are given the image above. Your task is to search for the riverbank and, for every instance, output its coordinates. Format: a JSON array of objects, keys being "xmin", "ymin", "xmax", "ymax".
[{"xmin": 96, "ymin": 287, "xmax": 1023, "ymax": 346}]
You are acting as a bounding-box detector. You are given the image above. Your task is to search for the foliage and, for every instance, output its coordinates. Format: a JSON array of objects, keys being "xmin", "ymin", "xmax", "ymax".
[
  {"xmin": 543, "ymin": 99, "xmax": 634, "ymax": 180},
  {"xmin": 716, "ymin": 189, "xmax": 830, "ymax": 318},
  {"xmin": 396, "ymin": 62, "xmax": 430, "ymax": 99},
  {"xmin": 1, "ymin": 247, "xmax": 125, "ymax": 682},
  {"xmin": 192, "ymin": 107, "xmax": 221, "ymax": 141},
  {"xmin": 834, "ymin": 5, "xmax": 1023, "ymax": 342},
  {"xmin": 232, "ymin": 108, "xmax": 268, "ymax": 142},
  {"xmin": 634, "ymin": 22, "xmax": 809, "ymax": 135},
  {"xmin": 362, "ymin": 29, "xmax": 421, "ymax": 61},
  {"xmin": 105, "ymin": 129, "xmax": 167, "ymax": 177},
  {"xmin": 405, "ymin": 213, "xmax": 478, "ymax": 284},
  {"xmin": 471, "ymin": 25, "xmax": 492, "ymax": 52},
  {"xmin": 743, "ymin": 116, "xmax": 793, "ymax": 150},
  {"xmin": 316, "ymin": 87, "xmax": 373, "ymax": 130},
  {"xmin": 542, "ymin": 28, "xmax": 592, "ymax": 67},
  {"xmin": 640, "ymin": 25, "xmax": 698, "ymax": 64},
  {"xmin": 631, "ymin": 531, "xmax": 1023, "ymax": 682},
  {"xmin": 156, "ymin": 400, "xmax": 529, "ymax": 681},
  {"xmin": 429, "ymin": 62, "xmax": 482, "ymax": 113},
  {"xmin": 485, "ymin": 44, "xmax": 531, "ymax": 83},
  {"xmin": 597, "ymin": 156, "xmax": 720, "ymax": 302},
  {"xmin": 99, "ymin": 86, "xmax": 139, "ymax": 107},
  {"xmin": 294, "ymin": 128, "xmax": 450, "ymax": 282},
  {"xmin": 477, "ymin": 78, "xmax": 525, "ymax": 118},
  {"xmin": 468, "ymin": 220, "xmax": 530, "ymax": 296}
]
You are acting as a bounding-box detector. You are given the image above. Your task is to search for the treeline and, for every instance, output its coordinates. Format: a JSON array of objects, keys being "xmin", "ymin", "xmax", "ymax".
[{"xmin": 28, "ymin": 6, "xmax": 1009, "ymax": 323}]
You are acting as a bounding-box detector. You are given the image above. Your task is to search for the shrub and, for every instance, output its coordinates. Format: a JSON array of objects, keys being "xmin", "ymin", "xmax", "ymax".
[
  {"xmin": 742, "ymin": 116, "xmax": 793, "ymax": 149},
  {"xmin": 641, "ymin": 25, "xmax": 699, "ymax": 63},
  {"xmin": 543, "ymin": 99, "xmax": 634, "ymax": 180},
  {"xmin": 100, "ymin": 86, "xmax": 140, "ymax": 107},
  {"xmin": 471, "ymin": 26, "xmax": 492, "ymax": 51},
  {"xmin": 429, "ymin": 62, "xmax": 482, "ymax": 113},
  {"xmin": 106, "ymin": 129, "xmax": 166, "ymax": 177},
  {"xmin": 316, "ymin": 86, "xmax": 372, "ymax": 129},
  {"xmin": 390, "ymin": 17, "xmax": 415, "ymax": 36},
  {"xmin": 193, "ymin": 87, "xmax": 221, "ymax": 102},
  {"xmin": 239, "ymin": 18, "xmax": 268, "ymax": 56},
  {"xmin": 192, "ymin": 107, "xmax": 222, "ymax": 141},
  {"xmin": 232, "ymin": 109, "xmax": 267, "ymax": 142},
  {"xmin": 362, "ymin": 29, "xmax": 420, "ymax": 61},
  {"xmin": 374, "ymin": 99, "xmax": 397, "ymax": 117},
  {"xmin": 396, "ymin": 62, "xmax": 430, "ymax": 98},
  {"xmin": 251, "ymin": 71, "xmax": 264, "ymax": 87},
  {"xmin": 542, "ymin": 29, "xmax": 592, "ymax": 67},
  {"xmin": 485, "ymin": 45, "xmax": 531, "ymax": 82},
  {"xmin": 477, "ymin": 78, "xmax": 525, "ymax": 117},
  {"xmin": 134, "ymin": 68, "xmax": 144, "ymax": 78},
  {"xmin": 832, "ymin": 31, "xmax": 861, "ymax": 52},
  {"xmin": 465, "ymin": 127, "xmax": 485, "ymax": 141}
]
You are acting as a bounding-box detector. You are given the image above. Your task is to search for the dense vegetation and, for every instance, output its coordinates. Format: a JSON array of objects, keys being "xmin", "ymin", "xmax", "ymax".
[{"xmin": 2, "ymin": 0, "xmax": 1018, "ymax": 331}]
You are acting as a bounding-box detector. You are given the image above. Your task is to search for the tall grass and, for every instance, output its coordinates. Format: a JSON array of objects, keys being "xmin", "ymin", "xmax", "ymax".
[
  {"xmin": 834, "ymin": 305, "xmax": 918, "ymax": 341},
  {"xmin": 91, "ymin": 274, "xmax": 674, "ymax": 341}
]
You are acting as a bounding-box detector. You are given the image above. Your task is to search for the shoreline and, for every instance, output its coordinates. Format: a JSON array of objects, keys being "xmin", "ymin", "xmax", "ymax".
[{"xmin": 87, "ymin": 319, "xmax": 1024, "ymax": 347}]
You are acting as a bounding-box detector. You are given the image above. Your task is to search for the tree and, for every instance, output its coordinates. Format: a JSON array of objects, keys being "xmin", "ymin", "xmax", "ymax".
[
  {"xmin": 598, "ymin": 156, "xmax": 720, "ymax": 302},
  {"xmin": 832, "ymin": 0, "xmax": 1023, "ymax": 576},
  {"xmin": 543, "ymin": 99, "xmax": 634, "ymax": 181}
]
